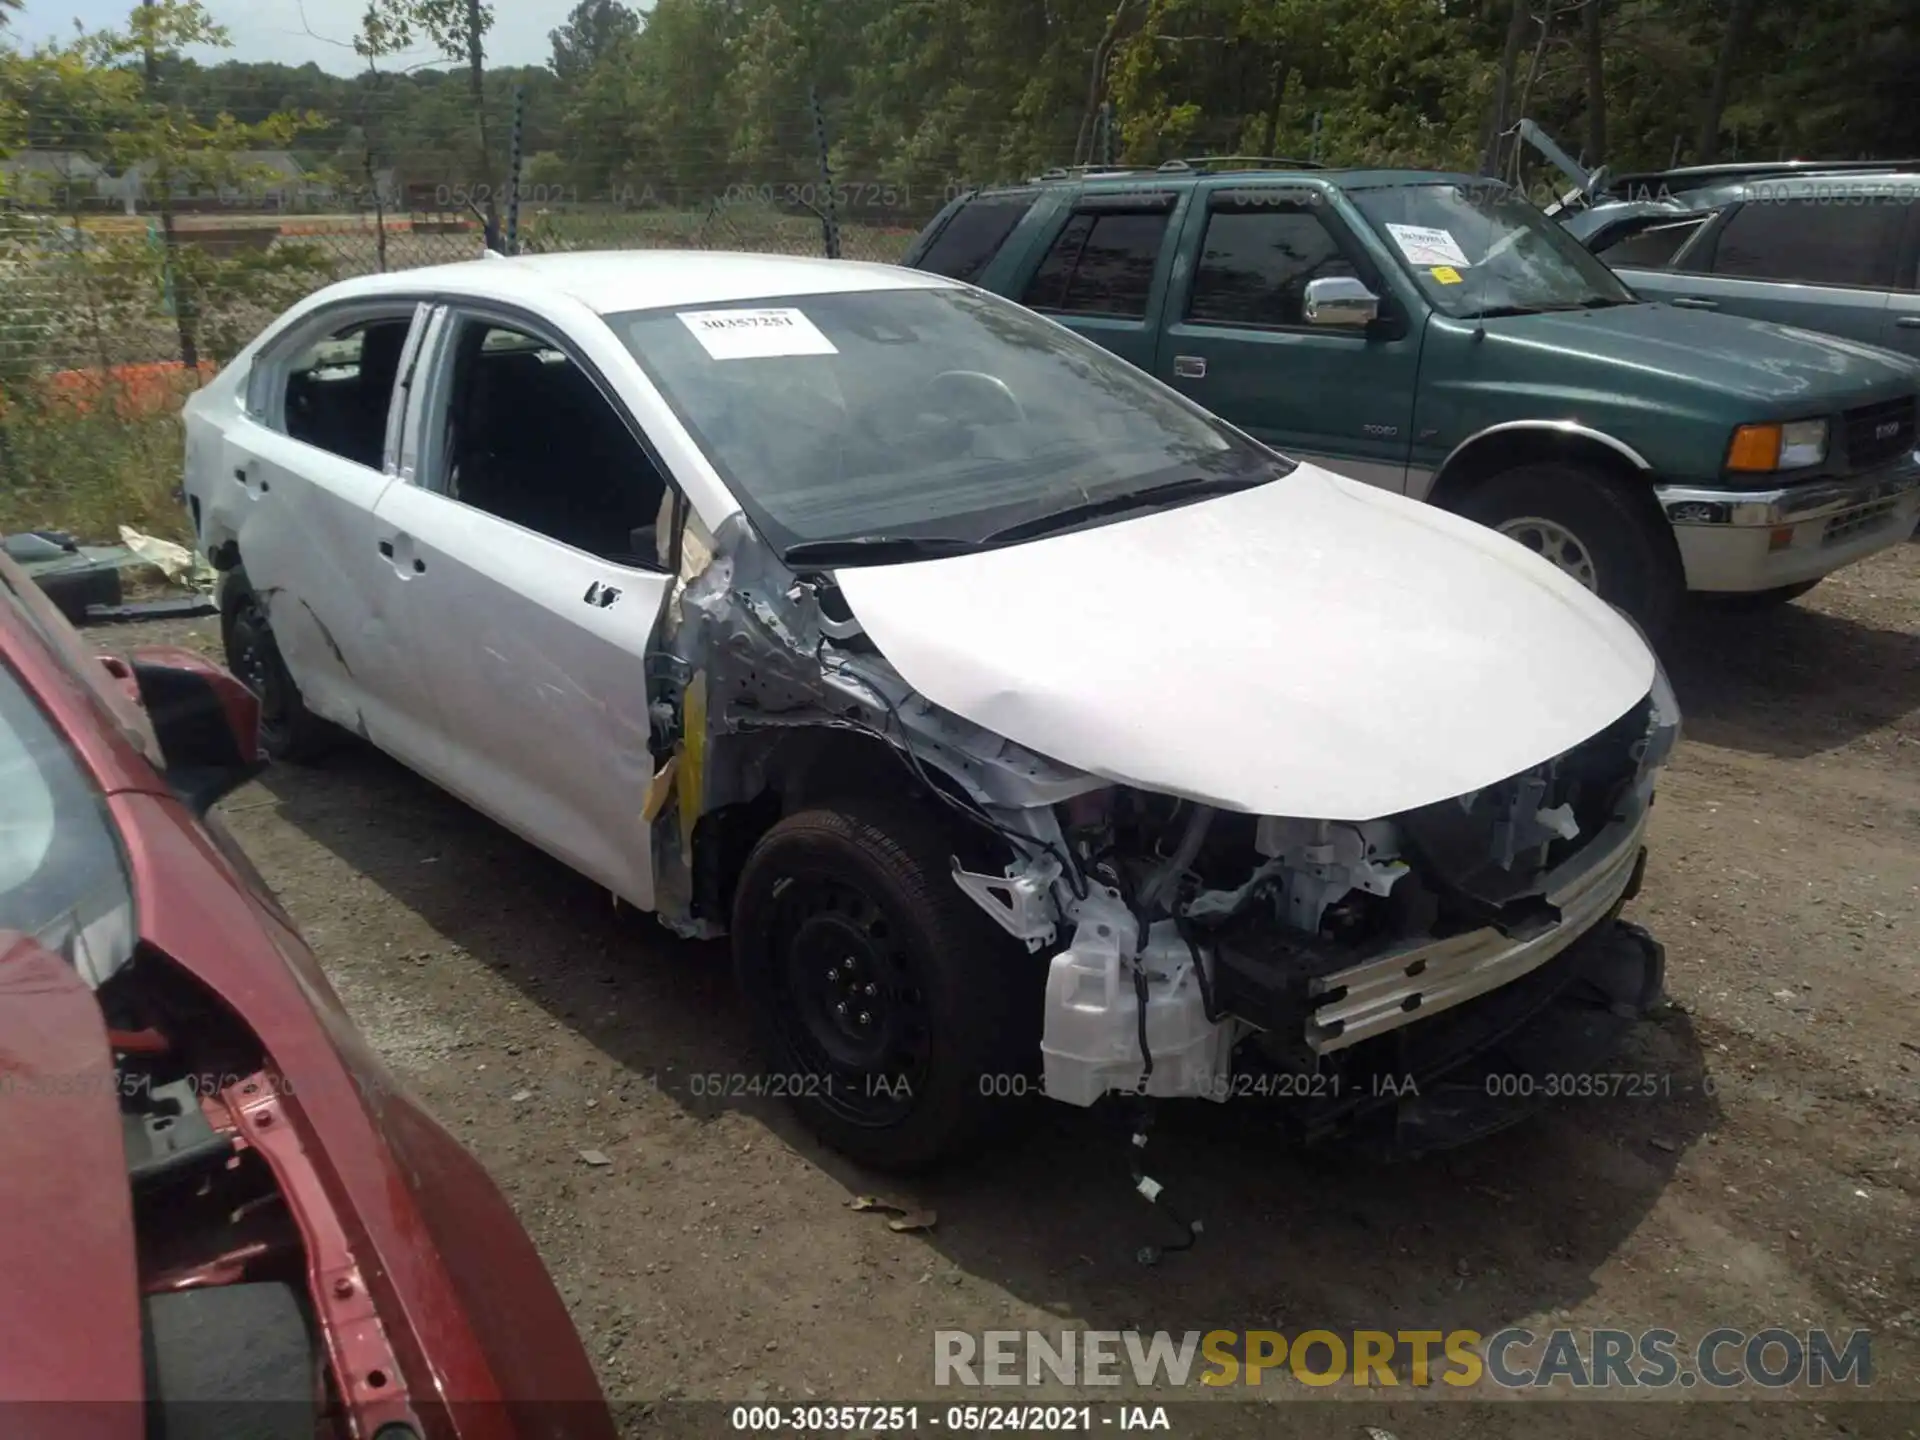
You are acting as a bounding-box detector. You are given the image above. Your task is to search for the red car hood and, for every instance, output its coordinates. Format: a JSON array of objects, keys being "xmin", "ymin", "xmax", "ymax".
[{"xmin": 0, "ymin": 934, "xmax": 144, "ymax": 1431}]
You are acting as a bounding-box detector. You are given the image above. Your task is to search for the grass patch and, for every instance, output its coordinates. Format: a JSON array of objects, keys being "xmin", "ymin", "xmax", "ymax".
[{"xmin": 0, "ymin": 368, "xmax": 197, "ymax": 546}]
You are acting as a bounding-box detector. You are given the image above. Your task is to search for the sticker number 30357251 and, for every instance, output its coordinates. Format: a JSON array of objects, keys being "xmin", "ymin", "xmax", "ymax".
[{"xmin": 677, "ymin": 307, "xmax": 840, "ymax": 360}]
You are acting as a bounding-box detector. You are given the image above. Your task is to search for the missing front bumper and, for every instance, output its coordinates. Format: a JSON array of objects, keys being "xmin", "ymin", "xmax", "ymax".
[
  {"xmin": 1336, "ymin": 917, "xmax": 1668, "ymax": 1159},
  {"xmin": 1305, "ymin": 808, "xmax": 1651, "ymax": 1053}
]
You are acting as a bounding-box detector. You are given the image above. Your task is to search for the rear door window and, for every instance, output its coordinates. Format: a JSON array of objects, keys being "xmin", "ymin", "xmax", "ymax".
[
  {"xmin": 1022, "ymin": 210, "xmax": 1169, "ymax": 319},
  {"xmin": 280, "ymin": 316, "xmax": 415, "ymax": 469},
  {"xmin": 916, "ymin": 195, "xmax": 1034, "ymax": 283},
  {"xmin": 1700, "ymin": 198, "xmax": 1904, "ymax": 288},
  {"xmin": 1593, "ymin": 216, "xmax": 1710, "ymax": 270}
]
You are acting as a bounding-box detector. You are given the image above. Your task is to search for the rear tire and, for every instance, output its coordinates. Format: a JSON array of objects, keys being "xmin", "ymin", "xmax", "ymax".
[
  {"xmin": 219, "ymin": 568, "xmax": 338, "ymax": 763},
  {"xmin": 730, "ymin": 800, "xmax": 1040, "ymax": 1173},
  {"xmin": 1457, "ymin": 462, "xmax": 1682, "ymax": 641}
]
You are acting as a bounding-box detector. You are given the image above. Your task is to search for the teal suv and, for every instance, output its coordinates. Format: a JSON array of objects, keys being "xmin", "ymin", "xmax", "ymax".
[{"xmin": 906, "ymin": 163, "xmax": 1920, "ymax": 636}]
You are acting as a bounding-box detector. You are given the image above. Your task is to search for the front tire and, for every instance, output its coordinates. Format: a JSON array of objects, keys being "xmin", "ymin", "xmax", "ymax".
[
  {"xmin": 219, "ymin": 569, "xmax": 338, "ymax": 763},
  {"xmin": 1457, "ymin": 462, "xmax": 1682, "ymax": 640},
  {"xmin": 730, "ymin": 801, "xmax": 1040, "ymax": 1173}
]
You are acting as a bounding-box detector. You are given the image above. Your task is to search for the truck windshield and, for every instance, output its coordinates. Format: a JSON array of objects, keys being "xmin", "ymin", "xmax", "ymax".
[
  {"xmin": 1351, "ymin": 182, "xmax": 1639, "ymax": 319},
  {"xmin": 613, "ymin": 286, "xmax": 1287, "ymax": 559}
]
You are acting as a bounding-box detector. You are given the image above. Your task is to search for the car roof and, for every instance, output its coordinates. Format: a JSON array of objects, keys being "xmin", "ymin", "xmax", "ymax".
[
  {"xmin": 1594, "ymin": 164, "xmax": 1920, "ymax": 214},
  {"xmin": 1608, "ymin": 158, "xmax": 1920, "ymax": 188},
  {"xmin": 976, "ymin": 167, "xmax": 1494, "ymax": 199},
  {"xmin": 317, "ymin": 249, "xmax": 958, "ymax": 317}
]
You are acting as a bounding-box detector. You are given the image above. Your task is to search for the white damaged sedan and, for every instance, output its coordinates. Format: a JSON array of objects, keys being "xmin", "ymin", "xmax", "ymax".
[{"xmin": 183, "ymin": 251, "xmax": 1680, "ymax": 1171}]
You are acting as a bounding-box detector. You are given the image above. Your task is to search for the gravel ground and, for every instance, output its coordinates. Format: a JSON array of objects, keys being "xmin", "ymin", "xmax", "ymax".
[{"xmin": 92, "ymin": 539, "xmax": 1920, "ymax": 1437}]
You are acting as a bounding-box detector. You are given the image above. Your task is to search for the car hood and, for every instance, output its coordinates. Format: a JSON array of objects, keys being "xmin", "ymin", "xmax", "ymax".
[
  {"xmin": 834, "ymin": 463, "xmax": 1656, "ymax": 821},
  {"xmin": 1485, "ymin": 302, "xmax": 1920, "ymax": 407},
  {"xmin": 0, "ymin": 936, "xmax": 145, "ymax": 1412}
]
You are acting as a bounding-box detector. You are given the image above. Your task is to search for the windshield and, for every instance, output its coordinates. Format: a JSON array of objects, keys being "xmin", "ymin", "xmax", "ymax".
[
  {"xmin": 1351, "ymin": 182, "xmax": 1639, "ymax": 318},
  {"xmin": 0, "ymin": 653, "xmax": 135, "ymax": 988},
  {"xmin": 613, "ymin": 287, "xmax": 1286, "ymax": 558}
]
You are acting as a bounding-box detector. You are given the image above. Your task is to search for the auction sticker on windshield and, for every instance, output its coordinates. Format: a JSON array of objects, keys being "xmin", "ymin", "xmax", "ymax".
[
  {"xmin": 1385, "ymin": 224, "xmax": 1471, "ymax": 268},
  {"xmin": 678, "ymin": 307, "xmax": 839, "ymax": 360}
]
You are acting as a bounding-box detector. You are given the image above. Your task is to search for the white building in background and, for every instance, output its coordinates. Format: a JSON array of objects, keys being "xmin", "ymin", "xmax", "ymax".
[{"xmin": 4, "ymin": 149, "xmax": 335, "ymax": 214}]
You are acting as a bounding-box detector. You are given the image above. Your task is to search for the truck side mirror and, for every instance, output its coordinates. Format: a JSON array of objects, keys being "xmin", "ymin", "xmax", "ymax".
[{"xmin": 1304, "ymin": 276, "xmax": 1381, "ymax": 328}]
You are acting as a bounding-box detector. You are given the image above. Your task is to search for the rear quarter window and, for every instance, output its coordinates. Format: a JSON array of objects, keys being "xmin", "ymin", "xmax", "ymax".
[
  {"xmin": 1698, "ymin": 197, "xmax": 1905, "ymax": 288},
  {"xmin": 914, "ymin": 195, "xmax": 1036, "ymax": 283}
]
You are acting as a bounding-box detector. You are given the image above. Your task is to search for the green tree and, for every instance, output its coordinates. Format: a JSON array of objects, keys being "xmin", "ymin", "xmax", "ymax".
[
  {"xmin": 549, "ymin": 0, "xmax": 639, "ymax": 85},
  {"xmin": 364, "ymin": 0, "xmax": 499, "ymax": 237}
]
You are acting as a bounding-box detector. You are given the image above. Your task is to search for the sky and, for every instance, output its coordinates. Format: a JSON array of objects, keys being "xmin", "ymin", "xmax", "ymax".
[{"xmin": 8, "ymin": 0, "xmax": 590, "ymax": 74}]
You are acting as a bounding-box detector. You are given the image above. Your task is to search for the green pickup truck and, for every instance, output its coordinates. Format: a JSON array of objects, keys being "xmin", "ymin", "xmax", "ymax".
[{"xmin": 904, "ymin": 164, "xmax": 1920, "ymax": 636}]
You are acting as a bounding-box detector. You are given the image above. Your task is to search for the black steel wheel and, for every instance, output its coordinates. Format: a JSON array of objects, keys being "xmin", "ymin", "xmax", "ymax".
[
  {"xmin": 219, "ymin": 569, "xmax": 336, "ymax": 763},
  {"xmin": 731, "ymin": 801, "xmax": 1040, "ymax": 1172},
  {"xmin": 769, "ymin": 872, "xmax": 933, "ymax": 1128}
]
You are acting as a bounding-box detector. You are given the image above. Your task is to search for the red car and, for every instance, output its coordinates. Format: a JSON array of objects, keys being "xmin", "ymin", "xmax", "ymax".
[{"xmin": 0, "ymin": 550, "xmax": 615, "ymax": 1440}]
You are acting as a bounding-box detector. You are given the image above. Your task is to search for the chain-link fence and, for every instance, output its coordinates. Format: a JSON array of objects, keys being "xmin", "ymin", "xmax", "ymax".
[
  {"xmin": 0, "ymin": 70, "xmax": 985, "ymax": 542},
  {"xmin": 1, "ymin": 89, "xmax": 943, "ymax": 377}
]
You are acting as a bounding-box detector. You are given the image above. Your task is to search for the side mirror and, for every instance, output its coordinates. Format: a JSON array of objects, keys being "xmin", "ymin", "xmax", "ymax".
[
  {"xmin": 1304, "ymin": 275, "xmax": 1381, "ymax": 329},
  {"xmin": 125, "ymin": 646, "xmax": 267, "ymax": 813}
]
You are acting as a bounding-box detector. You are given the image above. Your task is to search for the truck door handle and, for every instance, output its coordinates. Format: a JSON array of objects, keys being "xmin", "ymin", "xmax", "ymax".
[
  {"xmin": 1172, "ymin": 355, "xmax": 1208, "ymax": 379},
  {"xmin": 1669, "ymin": 296, "xmax": 1718, "ymax": 310},
  {"xmin": 1896, "ymin": 316, "xmax": 1920, "ymax": 330}
]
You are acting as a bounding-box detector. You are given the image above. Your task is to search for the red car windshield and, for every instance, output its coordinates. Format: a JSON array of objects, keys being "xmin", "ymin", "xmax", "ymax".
[{"xmin": 0, "ymin": 647, "xmax": 136, "ymax": 988}]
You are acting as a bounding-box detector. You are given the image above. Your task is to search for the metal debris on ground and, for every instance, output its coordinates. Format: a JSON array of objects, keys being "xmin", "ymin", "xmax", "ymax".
[
  {"xmin": 849, "ymin": 1196, "xmax": 938, "ymax": 1232},
  {"xmin": 578, "ymin": 1149, "xmax": 614, "ymax": 1167},
  {"xmin": 5, "ymin": 530, "xmax": 127, "ymax": 622},
  {"xmin": 119, "ymin": 525, "xmax": 217, "ymax": 589},
  {"xmin": 84, "ymin": 595, "xmax": 219, "ymax": 624}
]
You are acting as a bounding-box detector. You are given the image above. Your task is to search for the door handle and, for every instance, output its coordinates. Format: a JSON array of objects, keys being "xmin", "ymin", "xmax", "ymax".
[
  {"xmin": 234, "ymin": 465, "xmax": 268, "ymax": 493},
  {"xmin": 1669, "ymin": 296, "xmax": 1718, "ymax": 310},
  {"xmin": 1172, "ymin": 355, "xmax": 1208, "ymax": 379},
  {"xmin": 379, "ymin": 537, "xmax": 425, "ymax": 574},
  {"xmin": 1896, "ymin": 316, "xmax": 1920, "ymax": 330}
]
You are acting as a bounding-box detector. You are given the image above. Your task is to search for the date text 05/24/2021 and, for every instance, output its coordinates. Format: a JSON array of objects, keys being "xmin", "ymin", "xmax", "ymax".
[{"xmin": 729, "ymin": 1405, "xmax": 1170, "ymax": 1433}]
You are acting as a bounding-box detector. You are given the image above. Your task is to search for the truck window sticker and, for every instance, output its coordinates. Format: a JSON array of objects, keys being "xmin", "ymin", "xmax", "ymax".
[{"xmin": 1385, "ymin": 224, "xmax": 1472, "ymax": 269}]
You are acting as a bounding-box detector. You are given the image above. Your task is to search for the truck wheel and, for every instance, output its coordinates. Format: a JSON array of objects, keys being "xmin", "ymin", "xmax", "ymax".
[
  {"xmin": 730, "ymin": 801, "xmax": 1040, "ymax": 1173},
  {"xmin": 1458, "ymin": 462, "xmax": 1682, "ymax": 640},
  {"xmin": 219, "ymin": 569, "xmax": 337, "ymax": 763},
  {"xmin": 1698, "ymin": 578, "xmax": 1822, "ymax": 612}
]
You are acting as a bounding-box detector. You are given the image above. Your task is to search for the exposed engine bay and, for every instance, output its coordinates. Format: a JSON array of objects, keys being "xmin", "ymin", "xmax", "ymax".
[
  {"xmin": 641, "ymin": 509, "xmax": 1682, "ymax": 1114},
  {"xmin": 99, "ymin": 948, "xmax": 395, "ymax": 1438}
]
